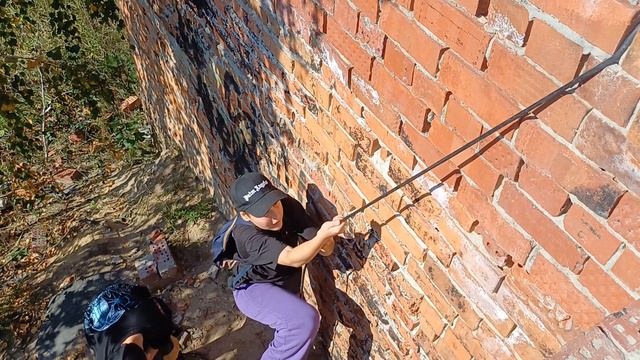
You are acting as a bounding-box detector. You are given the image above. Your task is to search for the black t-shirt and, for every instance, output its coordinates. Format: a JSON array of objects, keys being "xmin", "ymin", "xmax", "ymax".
[
  {"xmin": 231, "ymin": 196, "xmax": 318, "ymax": 293},
  {"xmin": 86, "ymin": 294, "xmax": 176, "ymax": 360}
]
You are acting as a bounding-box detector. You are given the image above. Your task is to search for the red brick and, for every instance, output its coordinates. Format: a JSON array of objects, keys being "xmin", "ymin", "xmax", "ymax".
[
  {"xmin": 527, "ymin": 0, "xmax": 637, "ymax": 54},
  {"xmin": 494, "ymin": 284, "xmax": 562, "ymax": 356},
  {"xmin": 473, "ymin": 321, "xmax": 514, "ymax": 359},
  {"xmin": 326, "ymin": 16, "xmax": 374, "ymax": 79},
  {"xmin": 330, "ymin": 104, "xmax": 380, "ymax": 155},
  {"xmin": 356, "ymin": 14, "xmax": 385, "ymax": 56},
  {"xmin": 488, "ymin": 42, "xmax": 589, "ymax": 141},
  {"xmin": 439, "ymin": 51, "xmax": 521, "ymax": 128},
  {"xmin": 443, "ymin": 97, "xmax": 483, "ymax": 142},
  {"xmin": 518, "ymin": 163, "xmax": 571, "ymax": 216},
  {"xmin": 580, "ymin": 260, "xmax": 634, "ymax": 312},
  {"xmin": 609, "ymin": 192, "xmax": 640, "ymax": 250},
  {"xmin": 350, "ymin": 0, "xmax": 379, "ymax": 22},
  {"xmin": 383, "ymin": 39, "xmax": 415, "ymax": 86},
  {"xmin": 515, "ymin": 121, "xmax": 625, "ymax": 218},
  {"xmin": 457, "ymin": 180, "xmax": 533, "ymax": 265},
  {"xmin": 576, "ymin": 111, "xmax": 640, "ymax": 194},
  {"xmin": 380, "ymin": 2, "xmax": 446, "ymax": 76},
  {"xmin": 506, "ymin": 328, "xmax": 545, "ymax": 360},
  {"xmin": 362, "ymin": 110, "xmax": 417, "ymax": 169},
  {"xmin": 487, "ymin": 0, "xmax": 530, "ymax": 46},
  {"xmin": 435, "ymin": 329, "xmax": 472, "ymax": 360},
  {"xmin": 411, "ymin": 71, "xmax": 447, "ymax": 119},
  {"xmin": 564, "ymin": 204, "xmax": 622, "ymax": 265},
  {"xmin": 404, "ymin": 208, "xmax": 455, "ymax": 266},
  {"xmin": 449, "ymin": 257, "xmax": 515, "ymax": 336},
  {"xmin": 333, "ymin": 0, "xmax": 359, "ymax": 34},
  {"xmin": 462, "ymin": 157, "xmax": 503, "ymax": 197},
  {"xmin": 414, "ymin": 0, "xmax": 491, "ymax": 68},
  {"xmin": 454, "ymin": 236, "xmax": 504, "ymax": 293},
  {"xmin": 499, "ymin": 181, "xmax": 588, "ymax": 273},
  {"xmin": 372, "ymin": 61, "xmax": 429, "ymax": 131},
  {"xmin": 418, "ymin": 299, "xmax": 446, "ymax": 341},
  {"xmin": 397, "ymin": 0, "xmax": 414, "ymax": 11},
  {"xmin": 380, "ymin": 226, "xmax": 408, "ymax": 265},
  {"xmin": 399, "ymin": 121, "xmax": 462, "ymax": 186},
  {"xmin": 600, "ymin": 299, "xmax": 640, "ymax": 353},
  {"xmin": 551, "ymin": 326, "xmax": 625, "ymax": 360},
  {"xmin": 456, "ymin": 0, "xmax": 489, "ymax": 16},
  {"xmin": 423, "ymin": 255, "xmax": 483, "ymax": 329},
  {"xmin": 448, "ymin": 197, "xmax": 478, "ymax": 232},
  {"xmin": 528, "ymin": 254, "xmax": 605, "ymax": 330},
  {"xmin": 612, "ymin": 249, "xmax": 640, "ymax": 292},
  {"xmin": 406, "ymin": 258, "xmax": 458, "ymax": 322},
  {"xmin": 622, "ymin": 29, "xmax": 640, "ymax": 80},
  {"xmin": 577, "ymin": 57, "xmax": 640, "ymax": 127},
  {"xmin": 319, "ymin": 37, "xmax": 354, "ymax": 86},
  {"xmin": 428, "ymin": 119, "xmax": 474, "ymax": 167},
  {"xmin": 386, "ymin": 294, "xmax": 420, "ymax": 330},
  {"xmin": 526, "ymin": 20, "xmax": 585, "ymax": 83},
  {"xmin": 450, "ymin": 320, "xmax": 491, "ymax": 360}
]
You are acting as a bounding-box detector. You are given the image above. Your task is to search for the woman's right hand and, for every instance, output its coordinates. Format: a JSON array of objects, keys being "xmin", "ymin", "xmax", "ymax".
[{"xmin": 319, "ymin": 215, "xmax": 345, "ymax": 238}]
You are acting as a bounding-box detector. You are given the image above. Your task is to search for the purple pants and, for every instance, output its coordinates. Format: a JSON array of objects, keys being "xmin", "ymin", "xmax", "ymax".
[{"xmin": 233, "ymin": 282, "xmax": 320, "ymax": 360}]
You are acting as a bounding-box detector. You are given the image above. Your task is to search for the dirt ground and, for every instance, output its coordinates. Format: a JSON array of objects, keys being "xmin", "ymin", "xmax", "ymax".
[{"xmin": 1, "ymin": 152, "xmax": 308, "ymax": 359}]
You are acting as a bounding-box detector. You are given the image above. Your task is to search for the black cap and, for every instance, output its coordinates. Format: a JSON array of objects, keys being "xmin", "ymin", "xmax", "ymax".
[{"xmin": 230, "ymin": 172, "xmax": 287, "ymax": 217}]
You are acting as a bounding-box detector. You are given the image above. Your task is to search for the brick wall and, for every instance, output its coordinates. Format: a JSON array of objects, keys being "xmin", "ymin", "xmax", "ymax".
[{"xmin": 118, "ymin": 0, "xmax": 640, "ymax": 358}]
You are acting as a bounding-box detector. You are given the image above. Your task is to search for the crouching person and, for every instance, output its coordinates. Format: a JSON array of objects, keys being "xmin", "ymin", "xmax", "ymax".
[
  {"xmin": 83, "ymin": 283, "xmax": 181, "ymax": 360},
  {"xmin": 228, "ymin": 172, "xmax": 344, "ymax": 360}
]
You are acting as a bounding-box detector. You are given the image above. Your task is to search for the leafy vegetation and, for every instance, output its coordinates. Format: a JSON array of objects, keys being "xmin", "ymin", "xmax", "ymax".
[
  {"xmin": 163, "ymin": 201, "xmax": 215, "ymax": 234},
  {"xmin": 0, "ymin": 0, "xmax": 154, "ymax": 211}
]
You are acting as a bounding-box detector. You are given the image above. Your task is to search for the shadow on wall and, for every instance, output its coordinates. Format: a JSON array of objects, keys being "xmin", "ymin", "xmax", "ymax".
[{"xmin": 305, "ymin": 183, "xmax": 378, "ymax": 359}]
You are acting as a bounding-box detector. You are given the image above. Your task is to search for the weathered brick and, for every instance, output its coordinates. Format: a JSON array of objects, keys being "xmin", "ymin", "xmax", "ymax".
[
  {"xmin": 333, "ymin": 0, "xmax": 359, "ymax": 34},
  {"xmin": 577, "ymin": 57, "xmax": 640, "ymax": 127},
  {"xmin": 526, "ymin": 20, "xmax": 585, "ymax": 83},
  {"xmin": 411, "ymin": 69, "xmax": 448, "ymax": 118},
  {"xmin": 473, "ymin": 321, "xmax": 514, "ymax": 359},
  {"xmin": 580, "ymin": 259, "xmax": 634, "ymax": 312},
  {"xmin": 487, "ymin": 0, "xmax": 530, "ymax": 46},
  {"xmin": 449, "ymin": 257, "xmax": 515, "ymax": 336},
  {"xmin": 611, "ymin": 249, "xmax": 640, "ymax": 292},
  {"xmin": 518, "ymin": 163, "xmax": 571, "ymax": 216},
  {"xmin": 439, "ymin": 51, "xmax": 521, "ymax": 128},
  {"xmin": 356, "ymin": 14, "xmax": 385, "ymax": 56},
  {"xmin": 515, "ymin": 121, "xmax": 625, "ymax": 218},
  {"xmin": 350, "ymin": 0, "xmax": 379, "ymax": 22},
  {"xmin": 362, "ymin": 110, "xmax": 416, "ymax": 170},
  {"xmin": 564, "ymin": 204, "xmax": 622, "ymax": 265},
  {"xmin": 488, "ymin": 42, "xmax": 590, "ymax": 141},
  {"xmin": 527, "ymin": 0, "xmax": 637, "ymax": 54},
  {"xmin": 456, "ymin": 0, "xmax": 489, "ymax": 16},
  {"xmin": 443, "ymin": 97, "xmax": 482, "ymax": 142},
  {"xmin": 418, "ymin": 299, "xmax": 446, "ymax": 341},
  {"xmin": 622, "ymin": 29, "xmax": 640, "ymax": 80},
  {"xmin": 399, "ymin": 121, "xmax": 462, "ymax": 188},
  {"xmin": 451, "ymin": 320, "xmax": 492, "ymax": 360},
  {"xmin": 505, "ymin": 327, "xmax": 545, "ymax": 360},
  {"xmin": 380, "ymin": 2, "xmax": 446, "ymax": 76},
  {"xmin": 435, "ymin": 328, "xmax": 472, "ymax": 360},
  {"xmin": 527, "ymin": 254, "xmax": 605, "ymax": 330},
  {"xmin": 372, "ymin": 61, "xmax": 429, "ymax": 131},
  {"xmin": 499, "ymin": 181, "xmax": 588, "ymax": 273},
  {"xmin": 457, "ymin": 180, "xmax": 533, "ymax": 265},
  {"xmin": 454, "ymin": 238, "xmax": 504, "ymax": 293},
  {"xmin": 608, "ymin": 192, "xmax": 640, "ymax": 249},
  {"xmin": 550, "ymin": 326, "xmax": 625, "ymax": 360},
  {"xmin": 575, "ymin": 111, "xmax": 640, "ymax": 194},
  {"xmin": 406, "ymin": 258, "xmax": 458, "ymax": 322},
  {"xmin": 600, "ymin": 299, "xmax": 640, "ymax": 354},
  {"xmin": 424, "ymin": 255, "xmax": 483, "ymax": 329},
  {"xmin": 495, "ymin": 284, "xmax": 562, "ymax": 356},
  {"xmin": 326, "ymin": 16, "xmax": 374, "ymax": 79},
  {"xmin": 414, "ymin": 0, "xmax": 491, "ymax": 68},
  {"xmin": 383, "ymin": 38, "xmax": 415, "ymax": 85}
]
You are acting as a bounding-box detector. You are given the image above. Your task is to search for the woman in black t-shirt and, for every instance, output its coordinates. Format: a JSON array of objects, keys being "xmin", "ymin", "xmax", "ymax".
[{"xmin": 228, "ymin": 173, "xmax": 344, "ymax": 360}]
